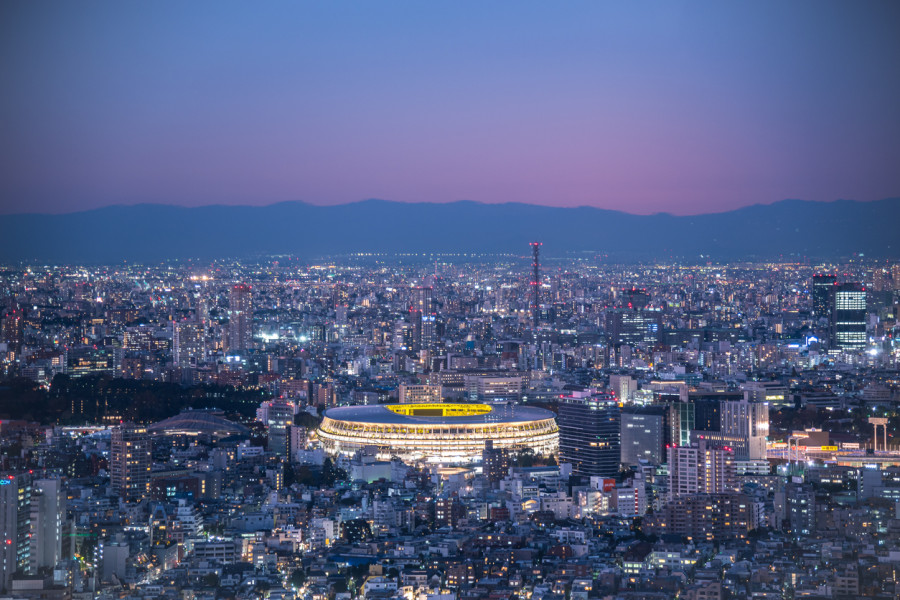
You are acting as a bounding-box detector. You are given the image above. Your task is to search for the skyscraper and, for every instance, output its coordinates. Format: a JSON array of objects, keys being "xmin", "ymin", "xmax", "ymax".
[
  {"xmin": 558, "ymin": 391, "xmax": 620, "ymax": 477},
  {"xmin": 0, "ymin": 473, "xmax": 32, "ymax": 592},
  {"xmin": 530, "ymin": 242, "xmax": 541, "ymax": 328},
  {"xmin": 605, "ymin": 289, "xmax": 661, "ymax": 347},
  {"xmin": 228, "ymin": 284, "xmax": 253, "ymax": 353},
  {"xmin": 409, "ymin": 286, "xmax": 435, "ymax": 351},
  {"xmin": 266, "ymin": 399, "xmax": 293, "ymax": 460},
  {"xmin": 174, "ymin": 319, "xmax": 206, "ymax": 367},
  {"xmin": 110, "ymin": 424, "xmax": 152, "ymax": 501},
  {"xmin": 29, "ymin": 479, "xmax": 64, "ymax": 574},
  {"xmin": 830, "ymin": 283, "xmax": 867, "ymax": 352},
  {"xmin": 810, "ymin": 274, "xmax": 836, "ymax": 318}
]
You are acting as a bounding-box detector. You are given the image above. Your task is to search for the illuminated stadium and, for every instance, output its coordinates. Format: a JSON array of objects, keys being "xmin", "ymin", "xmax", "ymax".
[{"xmin": 317, "ymin": 403, "xmax": 558, "ymax": 464}]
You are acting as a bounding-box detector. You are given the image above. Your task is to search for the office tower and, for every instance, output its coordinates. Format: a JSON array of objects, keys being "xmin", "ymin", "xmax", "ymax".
[
  {"xmin": 0, "ymin": 473, "xmax": 32, "ymax": 592},
  {"xmin": 110, "ymin": 424, "xmax": 152, "ymax": 501},
  {"xmin": 29, "ymin": 479, "xmax": 64, "ymax": 574},
  {"xmin": 173, "ymin": 319, "xmax": 206, "ymax": 367},
  {"xmin": 530, "ymin": 242, "xmax": 542, "ymax": 328},
  {"xmin": 605, "ymin": 290, "xmax": 662, "ymax": 347},
  {"xmin": 228, "ymin": 284, "xmax": 253, "ymax": 353},
  {"xmin": 399, "ymin": 383, "xmax": 442, "ymax": 404},
  {"xmin": 667, "ymin": 441, "xmax": 735, "ymax": 500},
  {"xmin": 810, "ymin": 274, "xmax": 836, "ymax": 318},
  {"xmin": 558, "ymin": 391, "xmax": 621, "ymax": 477},
  {"xmin": 829, "ymin": 283, "xmax": 867, "ymax": 352},
  {"xmin": 409, "ymin": 286, "xmax": 435, "ymax": 351},
  {"xmin": 720, "ymin": 399, "xmax": 768, "ymax": 460},
  {"xmin": 482, "ymin": 440, "xmax": 510, "ymax": 486},
  {"xmin": 621, "ymin": 406, "xmax": 669, "ymax": 466},
  {"xmin": 266, "ymin": 399, "xmax": 293, "ymax": 459}
]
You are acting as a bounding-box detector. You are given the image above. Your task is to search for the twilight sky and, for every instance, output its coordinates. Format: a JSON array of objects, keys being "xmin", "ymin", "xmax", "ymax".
[{"xmin": 1, "ymin": 1, "xmax": 899, "ymax": 215}]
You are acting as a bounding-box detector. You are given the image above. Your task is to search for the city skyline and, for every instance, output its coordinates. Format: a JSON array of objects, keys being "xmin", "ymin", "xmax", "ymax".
[
  {"xmin": 1, "ymin": 2, "xmax": 900, "ymax": 596},
  {"xmin": 2, "ymin": 1, "xmax": 900, "ymax": 215}
]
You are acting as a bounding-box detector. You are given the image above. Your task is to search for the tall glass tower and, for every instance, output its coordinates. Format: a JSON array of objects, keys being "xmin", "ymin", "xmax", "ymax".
[{"xmin": 558, "ymin": 391, "xmax": 620, "ymax": 477}]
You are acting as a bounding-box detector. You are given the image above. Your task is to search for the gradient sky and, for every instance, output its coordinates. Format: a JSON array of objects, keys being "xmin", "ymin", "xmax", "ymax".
[{"xmin": 2, "ymin": 1, "xmax": 899, "ymax": 215}]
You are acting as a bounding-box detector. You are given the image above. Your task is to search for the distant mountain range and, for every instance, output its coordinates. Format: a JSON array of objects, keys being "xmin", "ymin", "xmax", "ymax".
[{"xmin": 1, "ymin": 198, "xmax": 897, "ymax": 263}]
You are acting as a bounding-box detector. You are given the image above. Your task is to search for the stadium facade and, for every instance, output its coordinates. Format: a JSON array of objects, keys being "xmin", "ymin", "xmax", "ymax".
[{"xmin": 317, "ymin": 403, "xmax": 558, "ymax": 464}]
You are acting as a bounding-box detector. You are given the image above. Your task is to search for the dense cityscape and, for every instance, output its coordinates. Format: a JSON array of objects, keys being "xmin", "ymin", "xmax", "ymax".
[{"xmin": 0, "ymin": 251, "xmax": 898, "ymax": 600}]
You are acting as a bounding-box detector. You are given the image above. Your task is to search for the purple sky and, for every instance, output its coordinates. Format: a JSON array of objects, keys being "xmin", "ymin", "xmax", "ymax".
[{"xmin": 1, "ymin": 1, "xmax": 899, "ymax": 215}]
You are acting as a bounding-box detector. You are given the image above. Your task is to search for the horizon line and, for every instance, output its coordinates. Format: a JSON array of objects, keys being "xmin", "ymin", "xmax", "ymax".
[{"xmin": 3, "ymin": 196, "xmax": 896, "ymax": 219}]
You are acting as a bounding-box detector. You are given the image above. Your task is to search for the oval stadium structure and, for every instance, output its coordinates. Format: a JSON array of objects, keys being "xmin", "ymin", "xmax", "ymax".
[{"xmin": 317, "ymin": 403, "xmax": 558, "ymax": 464}]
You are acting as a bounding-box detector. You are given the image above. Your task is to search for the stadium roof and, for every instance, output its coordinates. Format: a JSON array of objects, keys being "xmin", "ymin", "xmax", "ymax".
[
  {"xmin": 148, "ymin": 410, "xmax": 250, "ymax": 436},
  {"xmin": 323, "ymin": 403, "xmax": 555, "ymax": 425}
]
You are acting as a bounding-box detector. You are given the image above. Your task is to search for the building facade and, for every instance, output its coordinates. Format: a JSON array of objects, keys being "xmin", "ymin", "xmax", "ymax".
[
  {"xmin": 110, "ymin": 424, "xmax": 152, "ymax": 501},
  {"xmin": 558, "ymin": 391, "xmax": 621, "ymax": 477}
]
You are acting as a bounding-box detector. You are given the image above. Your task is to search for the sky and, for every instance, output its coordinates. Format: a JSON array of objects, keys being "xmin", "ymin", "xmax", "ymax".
[{"xmin": 1, "ymin": 1, "xmax": 899, "ymax": 216}]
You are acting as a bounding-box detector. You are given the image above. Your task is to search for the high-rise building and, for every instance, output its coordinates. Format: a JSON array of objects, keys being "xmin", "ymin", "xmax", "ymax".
[
  {"xmin": 810, "ymin": 274, "xmax": 836, "ymax": 318},
  {"xmin": 668, "ymin": 400, "xmax": 695, "ymax": 448},
  {"xmin": 228, "ymin": 284, "xmax": 253, "ymax": 353},
  {"xmin": 719, "ymin": 399, "xmax": 768, "ymax": 460},
  {"xmin": 482, "ymin": 440, "xmax": 510, "ymax": 486},
  {"xmin": 266, "ymin": 399, "xmax": 293, "ymax": 459},
  {"xmin": 829, "ymin": 283, "xmax": 867, "ymax": 352},
  {"xmin": 606, "ymin": 290, "xmax": 662, "ymax": 347},
  {"xmin": 409, "ymin": 286, "xmax": 435, "ymax": 351},
  {"xmin": 530, "ymin": 242, "xmax": 541, "ymax": 328},
  {"xmin": 173, "ymin": 319, "xmax": 206, "ymax": 368},
  {"xmin": 689, "ymin": 392, "xmax": 740, "ymax": 432},
  {"xmin": 0, "ymin": 473, "xmax": 32, "ymax": 592},
  {"xmin": 28, "ymin": 478, "xmax": 64, "ymax": 574},
  {"xmin": 290, "ymin": 425, "xmax": 308, "ymax": 459},
  {"xmin": 110, "ymin": 424, "xmax": 152, "ymax": 501},
  {"xmin": 667, "ymin": 441, "xmax": 736, "ymax": 500},
  {"xmin": 1, "ymin": 306, "xmax": 24, "ymax": 355},
  {"xmin": 621, "ymin": 406, "xmax": 669, "ymax": 466},
  {"xmin": 558, "ymin": 391, "xmax": 621, "ymax": 477}
]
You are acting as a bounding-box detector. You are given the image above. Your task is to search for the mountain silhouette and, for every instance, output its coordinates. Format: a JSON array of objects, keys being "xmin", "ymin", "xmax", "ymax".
[{"xmin": 1, "ymin": 198, "xmax": 897, "ymax": 263}]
